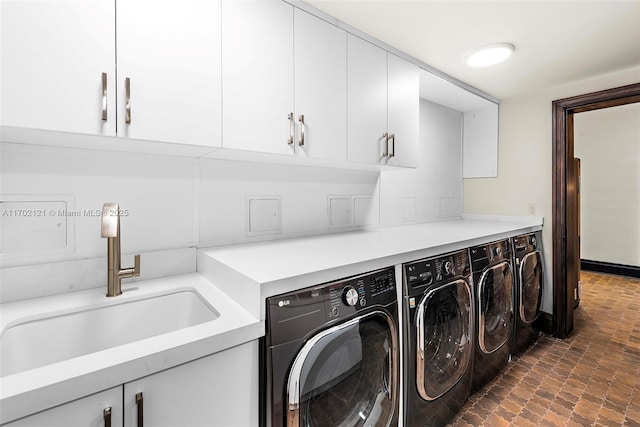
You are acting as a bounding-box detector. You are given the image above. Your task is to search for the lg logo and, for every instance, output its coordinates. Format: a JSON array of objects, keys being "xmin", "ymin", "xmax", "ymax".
[{"xmin": 278, "ymin": 299, "xmax": 291, "ymax": 307}]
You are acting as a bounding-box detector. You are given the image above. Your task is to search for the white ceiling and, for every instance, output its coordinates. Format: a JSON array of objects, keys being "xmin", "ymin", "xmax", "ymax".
[{"xmin": 304, "ymin": 0, "xmax": 640, "ymax": 100}]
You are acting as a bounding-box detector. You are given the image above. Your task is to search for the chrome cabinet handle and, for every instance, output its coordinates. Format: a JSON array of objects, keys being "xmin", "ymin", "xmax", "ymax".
[
  {"xmin": 136, "ymin": 392, "xmax": 143, "ymax": 427},
  {"xmin": 125, "ymin": 77, "xmax": 131, "ymax": 124},
  {"xmin": 103, "ymin": 407, "xmax": 111, "ymax": 427},
  {"xmin": 101, "ymin": 73, "xmax": 108, "ymax": 121},
  {"xmin": 388, "ymin": 133, "xmax": 395, "ymax": 158},
  {"xmin": 298, "ymin": 114, "xmax": 305, "ymax": 146},
  {"xmin": 382, "ymin": 132, "xmax": 389, "ymax": 157},
  {"xmin": 288, "ymin": 112, "xmax": 294, "ymax": 145}
]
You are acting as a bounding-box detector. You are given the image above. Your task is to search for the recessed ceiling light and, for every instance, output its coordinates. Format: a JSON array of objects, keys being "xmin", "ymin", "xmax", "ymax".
[{"xmin": 466, "ymin": 43, "xmax": 515, "ymax": 68}]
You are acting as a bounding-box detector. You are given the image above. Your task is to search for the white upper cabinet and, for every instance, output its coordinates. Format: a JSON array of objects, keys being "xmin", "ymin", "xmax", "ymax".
[
  {"xmin": 462, "ymin": 104, "xmax": 499, "ymax": 178},
  {"xmin": 1, "ymin": 0, "xmax": 221, "ymax": 148},
  {"xmin": 387, "ymin": 53, "xmax": 420, "ymax": 167},
  {"xmin": 221, "ymin": 0, "xmax": 294, "ymax": 155},
  {"xmin": 347, "ymin": 35, "xmax": 388, "ymax": 165},
  {"xmin": 1, "ymin": 0, "xmax": 116, "ymax": 137},
  {"xmin": 222, "ymin": 1, "xmax": 347, "ymax": 161},
  {"xmin": 347, "ymin": 36, "xmax": 419, "ymax": 167},
  {"xmin": 117, "ymin": 0, "xmax": 221, "ymax": 147},
  {"xmin": 293, "ymin": 9, "xmax": 347, "ymax": 161},
  {"xmin": 2, "ymin": 0, "xmax": 490, "ymax": 169},
  {"xmin": 419, "ymin": 68, "xmax": 499, "ymax": 178}
]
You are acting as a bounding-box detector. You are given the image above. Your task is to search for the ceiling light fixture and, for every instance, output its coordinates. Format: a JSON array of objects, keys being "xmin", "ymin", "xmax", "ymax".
[{"xmin": 466, "ymin": 43, "xmax": 515, "ymax": 68}]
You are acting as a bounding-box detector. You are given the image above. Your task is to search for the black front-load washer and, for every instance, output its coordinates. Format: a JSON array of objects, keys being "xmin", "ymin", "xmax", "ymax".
[
  {"xmin": 262, "ymin": 267, "xmax": 399, "ymax": 427},
  {"xmin": 402, "ymin": 249, "xmax": 474, "ymax": 427},
  {"xmin": 469, "ymin": 239, "xmax": 514, "ymax": 393},
  {"xmin": 511, "ymin": 231, "xmax": 544, "ymax": 356}
]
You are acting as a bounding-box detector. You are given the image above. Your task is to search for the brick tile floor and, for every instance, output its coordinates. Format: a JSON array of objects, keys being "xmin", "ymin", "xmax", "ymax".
[{"xmin": 449, "ymin": 271, "xmax": 640, "ymax": 426}]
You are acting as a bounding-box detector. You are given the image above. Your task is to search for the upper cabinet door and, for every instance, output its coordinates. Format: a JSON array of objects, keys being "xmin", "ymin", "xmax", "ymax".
[
  {"xmin": 117, "ymin": 0, "xmax": 221, "ymax": 147},
  {"xmin": 347, "ymin": 35, "xmax": 388, "ymax": 164},
  {"xmin": 293, "ymin": 9, "xmax": 347, "ymax": 161},
  {"xmin": 1, "ymin": 0, "xmax": 116, "ymax": 136},
  {"xmin": 462, "ymin": 104, "xmax": 499, "ymax": 178},
  {"xmin": 387, "ymin": 53, "xmax": 419, "ymax": 167},
  {"xmin": 222, "ymin": 0, "xmax": 294, "ymax": 156}
]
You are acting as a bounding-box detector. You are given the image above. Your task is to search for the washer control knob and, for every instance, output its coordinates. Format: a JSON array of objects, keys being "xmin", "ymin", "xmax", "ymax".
[
  {"xmin": 490, "ymin": 246, "xmax": 501, "ymax": 259},
  {"xmin": 530, "ymin": 236, "xmax": 536, "ymax": 246},
  {"xmin": 443, "ymin": 260, "xmax": 454, "ymax": 275},
  {"xmin": 343, "ymin": 286, "xmax": 359, "ymax": 307}
]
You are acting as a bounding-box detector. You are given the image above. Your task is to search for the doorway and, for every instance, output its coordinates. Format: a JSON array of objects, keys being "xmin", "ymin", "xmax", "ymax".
[{"xmin": 552, "ymin": 82, "xmax": 640, "ymax": 339}]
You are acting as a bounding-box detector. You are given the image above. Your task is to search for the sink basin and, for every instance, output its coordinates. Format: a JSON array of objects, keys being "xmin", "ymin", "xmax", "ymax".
[{"xmin": 0, "ymin": 289, "xmax": 219, "ymax": 377}]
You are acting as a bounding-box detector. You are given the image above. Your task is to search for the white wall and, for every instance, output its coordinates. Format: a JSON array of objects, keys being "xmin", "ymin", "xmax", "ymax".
[
  {"xmin": 0, "ymin": 98, "xmax": 464, "ymax": 302},
  {"xmin": 463, "ymin": 65, "xmax": 640, "ymax": 313},
  {"xmin": 379, "ymin": 98, "xmax": 463, "ymax": 225},
  {"xmin": 0, "ymin": 144, "xmax": 379, "ymax": 265},
  {"xmin": 574, "ymin": 103, "xmax": 640, "ymax": 267}
]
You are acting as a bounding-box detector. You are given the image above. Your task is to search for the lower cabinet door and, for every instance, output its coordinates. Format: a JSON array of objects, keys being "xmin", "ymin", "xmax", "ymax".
[
  {"xmin": 124, "ymin": 341, "xmax": 259, "ymax": 427},
  {"xmin": 3, "ymin": 387, "xmax": 123, "ymax": 427}
]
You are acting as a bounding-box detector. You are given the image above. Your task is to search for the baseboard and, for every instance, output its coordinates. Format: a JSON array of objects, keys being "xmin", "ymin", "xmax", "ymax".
[
  {"xmin": 535, "ymin": 312, "xmax": 554, "ymax": 336},
  {"xmin": 581, "ymin": 259, "xmax": 640, "ymax": 279}
]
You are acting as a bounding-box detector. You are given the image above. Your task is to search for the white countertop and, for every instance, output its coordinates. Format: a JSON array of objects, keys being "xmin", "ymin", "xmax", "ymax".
[
  {"xmin": 1, "ymin": 216, "xmax": 542, "ymax": 423},
  {"xmin": 0, "ymin": 273, "xmax": 263, "ymax": 424},
  {"xmin": 198, "ymin": 216, "xmax": 543, "ymax": 319}
]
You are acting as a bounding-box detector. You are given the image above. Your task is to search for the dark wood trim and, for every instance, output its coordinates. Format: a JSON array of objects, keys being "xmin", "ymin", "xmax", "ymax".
[
  {"xmin": 534, "ymin": 312, "xmax": 554, "ymax": 337},
  {"xmin": 552, "ymin": 82, "xmax": 640, "ymax": 339},
  {"xmin": 581, "ymin": 259, "xmax": 640, "ymax": 279}
]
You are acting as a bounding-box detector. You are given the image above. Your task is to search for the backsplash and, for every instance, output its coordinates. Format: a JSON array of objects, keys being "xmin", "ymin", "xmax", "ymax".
[{"xmin": 0, "ymin": 99, "xmax": 463, "ymax": 302}]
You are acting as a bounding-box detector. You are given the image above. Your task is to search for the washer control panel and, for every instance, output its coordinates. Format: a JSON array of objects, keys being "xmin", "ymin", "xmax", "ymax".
[
  {"xmin": 266, "ymin": 266, "xmax": 396, "ymax": 346},
  {"xmin": 404, "ymin": 249, "xmax": 470, "ymax": 291},
  {"xmin": 470, "ymin": 239, "xmax": 512, "ymax": 272},
  {"xmin": 327, "ymin": 267, "xmax": 396, "ymax": 319},
  {"xmin": 513, "ymin": 233, "xmax": 539, "ymax": 255}
]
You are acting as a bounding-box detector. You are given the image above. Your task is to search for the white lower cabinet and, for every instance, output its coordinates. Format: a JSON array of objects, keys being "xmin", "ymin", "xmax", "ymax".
[
  {"xmin": 3, "ymin": 387, "xmax": 123, "ymax": 427},
  {"xmin": 125, "ymin": 341, "xmax": 259, "ymax": 427},
  {"xmin": 3, "ymin": 341, "xmax": 259, "ymax": 427}
]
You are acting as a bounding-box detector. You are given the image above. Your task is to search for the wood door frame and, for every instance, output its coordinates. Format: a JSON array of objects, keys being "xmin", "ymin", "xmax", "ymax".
[{"xmin": 552, "ymin": 82, "xmax": 640, "ymax": 339}]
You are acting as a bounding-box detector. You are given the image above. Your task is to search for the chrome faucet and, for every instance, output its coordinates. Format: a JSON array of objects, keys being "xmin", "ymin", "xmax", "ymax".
[{"xmin": 101, "ymin": 202, "xmax": 140, "ymax": 297}]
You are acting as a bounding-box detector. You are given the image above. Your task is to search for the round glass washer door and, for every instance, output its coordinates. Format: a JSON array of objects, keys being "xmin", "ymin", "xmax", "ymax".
[
  {"xmin": 415, "ymin": 279, "xmax": 473, "ymax": 401},
  {"xmin": 478, "ymin": 261, "xmax": 513, "ymax": 354},
  {"xmin": 286, "ymin": 311, "xmax": 397, "ymax": 427},
  {"xmin": 519, "ymin": 251, "xmax": 543, "ymax": 324}
]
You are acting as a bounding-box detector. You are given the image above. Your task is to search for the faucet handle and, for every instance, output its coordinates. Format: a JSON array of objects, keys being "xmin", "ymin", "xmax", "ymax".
[{"xmin": 133, "ymin": 254, "xmax": 141, "ymax": 277}]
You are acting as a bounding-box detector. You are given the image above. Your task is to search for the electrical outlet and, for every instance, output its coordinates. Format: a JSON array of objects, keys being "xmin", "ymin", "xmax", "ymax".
[{"xmin": 528, "ymin": 204, "xmax": 536, "ymax": 215}]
